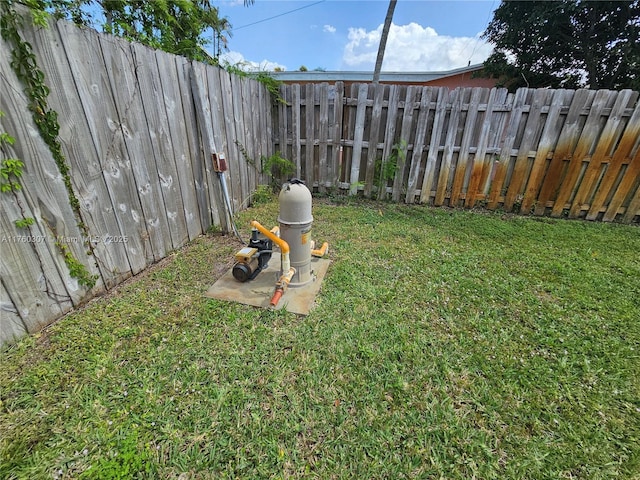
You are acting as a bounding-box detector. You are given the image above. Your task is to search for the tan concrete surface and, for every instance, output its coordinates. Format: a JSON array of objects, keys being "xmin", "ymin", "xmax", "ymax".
[{"xmin": 205, "ymin": 253, "xmax": 331, "ymax": 315}]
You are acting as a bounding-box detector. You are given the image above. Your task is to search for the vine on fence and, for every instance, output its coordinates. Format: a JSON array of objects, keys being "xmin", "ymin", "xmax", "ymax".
[
  {"xmin": 0, "ymin": 1, "xmax": 98, "ymax": 288},
  {"xmin": 0, "ymin": 110, "xmax": 35, "ymax": 228}
]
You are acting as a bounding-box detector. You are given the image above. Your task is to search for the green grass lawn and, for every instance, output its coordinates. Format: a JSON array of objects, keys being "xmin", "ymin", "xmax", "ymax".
[{"xmin": 1, "ymin": 198, "xmax": 639, "ymax": 479}]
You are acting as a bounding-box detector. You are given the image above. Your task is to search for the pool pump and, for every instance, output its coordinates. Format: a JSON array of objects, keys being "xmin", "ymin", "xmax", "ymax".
[
  {"xmin": 232, "ymin": 229, "xmax": 272, "ymax": 282},
  {"xmin": 231, "ymin": 179, "xmax": 328, "ymax": 307}
]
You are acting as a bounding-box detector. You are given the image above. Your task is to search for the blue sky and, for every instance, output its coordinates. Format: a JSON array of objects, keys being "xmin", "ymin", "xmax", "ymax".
[{"xmin": 213, "ymin": 0, "xmax": 498, "ymax": 72}]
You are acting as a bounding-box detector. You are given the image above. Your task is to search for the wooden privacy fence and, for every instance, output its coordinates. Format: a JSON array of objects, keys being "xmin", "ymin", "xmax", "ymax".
[
  {"xmin": 275, "ymin": 83, "xmax": 640, "ymax": 223},
  {"xmin": 0, "ymin": 13, "xmax": 272, "ymax": 346}
]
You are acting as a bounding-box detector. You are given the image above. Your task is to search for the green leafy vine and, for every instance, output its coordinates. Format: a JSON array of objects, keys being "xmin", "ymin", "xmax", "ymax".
[
  {"xmin": 0, "ymin": 1, "xmax": 97, "ymax": 288},
  {"xmin": 0, "ymin": 110, "xmax": 36, "ymax": 228}
]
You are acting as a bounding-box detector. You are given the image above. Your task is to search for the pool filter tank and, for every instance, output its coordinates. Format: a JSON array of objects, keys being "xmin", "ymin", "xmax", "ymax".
[
  {"xmin": 230, "ymin": 178, "xmax": 328, "ymax": 308},
  {"xmin": 277, "ymin": 179, "xmax": 313, "ymax": 286}
]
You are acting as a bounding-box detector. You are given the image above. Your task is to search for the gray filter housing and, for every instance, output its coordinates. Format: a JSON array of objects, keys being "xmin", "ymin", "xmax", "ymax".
[{"xmin": 278, "ymin": 180, "xmax": 313, "ymax": 286}]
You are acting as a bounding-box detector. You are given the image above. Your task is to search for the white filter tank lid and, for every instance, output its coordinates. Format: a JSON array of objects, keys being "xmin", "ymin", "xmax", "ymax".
[{"xmin": 277, "ymin": 180, "xmax": 313, "ymax": 225}]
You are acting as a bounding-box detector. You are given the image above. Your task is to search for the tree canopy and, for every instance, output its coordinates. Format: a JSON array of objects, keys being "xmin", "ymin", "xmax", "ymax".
[
  {"xmin": 31, "ymin": 0, "xmax": 234, "ymax": 63},
  {"xmin": 482, "ymin": 0, "xmax": 640, "ymax": 90}
]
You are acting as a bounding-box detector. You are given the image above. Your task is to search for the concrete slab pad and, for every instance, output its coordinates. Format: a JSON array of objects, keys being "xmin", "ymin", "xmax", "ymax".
[{"xmin": 205, "ymin": 253, "xmax": 331, "ymax": 315}]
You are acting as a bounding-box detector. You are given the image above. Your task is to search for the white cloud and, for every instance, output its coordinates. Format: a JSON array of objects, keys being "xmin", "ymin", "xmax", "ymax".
[
  {"xmin": 220, "ymin": 0, "xmax": 246, "ymax": 6},
  {"xmin": 219, "ymin": 51, "xmax": 286, "ymax": 72},
  {"xmin": 323, "ymin": 24, "xmax": 336, "ymax": 34},
  {"xmin": 343, "ymin": 22, "xmax": 493, "ymax": 71}
]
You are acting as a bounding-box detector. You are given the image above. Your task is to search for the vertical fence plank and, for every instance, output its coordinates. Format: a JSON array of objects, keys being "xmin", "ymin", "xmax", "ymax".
[
  {"xmin": 156, "ymin": 53, "xmax": 203, "ymax": 241},
  {"xmin": 451, "ymin": 88, "xmax": 482, "ymax": 206},
  {"xmin": 177, "ymin": 57, "xmax": 210, "ymax": 234},
  {"xmin": 570, "ymin": 90, "xmax": 639, "ymax": 218},
  {"xmin": 551, "ymin": 89, "xmax": 614, "ymax": 217},
  {"xmin": 0, "ymin": 281, "xmax": 27, "ymax": 346},
  {"xmin": 57, "ymin": 22, "xmax": 149, "ymax": 275},
  {"xmin": 392, "ymin": 86, "xmax": 416, "ymax": 202},
  {"xmin": 435, "ymin": 88, "xmax": 462, "ymax": 206},
  {"xmin": 250, "ymin": 80, "xmax": 262, "ymax": 192},
  {"xmin": 330, "ymin": 82, "xmax": 344, "ymax": 187},
  {"xmin": 238, "ymin": 78, "xmax": 257, "ymax": 197},
  {"xmin": 620, "ymin": 177, "xmax": 640, "ymax": 223},
  {"xmin": 207, "ymin": 67, "xmax": 234, "ymax": 211},
  {"xmin": 406, "ymin": 87, "xmax": 433, "ymax": 203},
  {"xmin": 378, "ymin": 85, "xmax": 400, "ymax": 200},
  {"xmin": 132, "ymin": 43, "xmax": 189, "ymax": 249},
  {"xmin": 594, "ymin": 101, "xmax": 640, "ymax": 221},
  {"xmin": 258, "ymin": 83, "xmax": 272, "ymax": 186},
  {"xmin": 487, "ymin": 88, "xmax": 528, "ymax": 209},
  {"xmin": 278, "ymin": 84, "xmax": 289, "ymax": 162},
  {"xmin": 292, "ymin": 84, "xmax": 302, "ymax": 179},
  {"xmin": 504, "ymin": 89, "xmax": 549, "ymax": 210},
  {"xmin": 466, "ymin": 88, "xmax": 499, "ymax": 207},
  {"xmin": 102, "ymin": 38, "xmax": 173, "ymax": 262},
  {"xmin": 349, "ymin": 84, "xmax": 370, "ymax": 194},
  {"xmin": 191, "ymin": 62, "xmax": 225, "ymax": 230},
  {"xmin": 605, "ymin": 144, "xmax": 640, "ymax": 222},
  {"xmin": 27, "ymin": 18, "xmax": 127, "ymax": 289},
  {"xmin": 218, "ymin": 69, "xmax": 243, "ymax": 214},
  {"xmin": 364, "ymin": 84, "xmax": 385, "ymax": 197},
  {"xmin": 304, "ymin": 83, "xmax": 316, "ymax": 184},
  {"xmin": 318, "ymin": 84, "xmax": 329, "ymax": 191},
  {"xmin": 520, "ymin": 89, "xmax": 569, "ymax": 214},
  {"xmin": 535, "ymin": 89, "xmax": 595, "ymax": 216},
  {"xmin": 420, "ymin": 87, "xmax": 448, "ymax": 203},
  {"xmin": 230, "ymin": 76, "xmax": 249, "ymax": 203}
]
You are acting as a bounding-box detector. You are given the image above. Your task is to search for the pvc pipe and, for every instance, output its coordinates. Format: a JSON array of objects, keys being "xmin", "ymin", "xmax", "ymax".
[
  {"xmin": 311, "ymin": 242, "xmax": 329, "ymax": 257},
  {"xmin": 270, "ymin": 289, "xmax": 284, "ymax": 307},
  {"xmin": 270, "ymin": 267, "xmax": 296, "ymax": 307},
  {"xmin": 218, "ymin": 171, "xmax": 242, "ymax": 241},
  {"xmin": 250, "ymin": 220, "xmax": 290, "ymax": 272}
]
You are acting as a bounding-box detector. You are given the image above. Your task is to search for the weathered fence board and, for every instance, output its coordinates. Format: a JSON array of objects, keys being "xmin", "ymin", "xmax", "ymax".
[
  {"xmin": 235, "ymin": 76, "xmax": 252, "ymax": 204},
  {"xmin": 349, "ymin": 84, "xmax": 369, "ymax": 194},
  {"xmin": 276, "ymin": 82, "xmax": 639, "ymax": 223},
  {"xmin": 24, "ymin": 20, "xmax": 129, "ymax": 289},
  {"xmin": 0, "ymin": 44, "xmax": 95, "ymax": 312},
  {"xmin": 378, "ymin": 84, "xmax": 400, "ymax": 200},
  {"xmin": 392, "ymin": 87, "xmax": 417, "ymax": 202},
  {"xmin": 190, "ymin": 62, "xmax": 226, "ymax": 230},
  {"xmin": 305, "ymin": 83, "xmax": 315, "ymax": 185},
  {"xmin": 519, "ymin": 89, "xmax": 568, "ymax": 213},
  {"xmin": 0, "ymin": 281, "xmax": 26, "ymax": 345},
  {"xmin": 571, "ymin": 90, "xmax": 639, "ymax": 218},
  {"xmin": 132, "ymin": 43, "xmax": 190, "ymax": 250},
  {"xmin": 156, "ymin": 53, "xmax": 203, "ymax": 241},
  {"xmin": 451, "ymin": 88, "xmax": 484, "ymax": 205},
  {"xmin": 597, "ymin": 102, "xmax": 640, "ymax": 221},
  {"xmin": 331, "ymin": 82, "xmax": 344, "ymax": 188},
  {"xmin": 622, "ymin": 174, "xmax": 640, "ymax": 223},
  {"xmin": 364, "ymin": 85, "xmax": 384, "ymax": 197},
  {"xmin": 57, "ymin": 22, "xmax": 151, "ymax": 275},
  {"xmin": 420, "ymin": 87, "xmax": 447, "ymax": 203},
  {"xmin": 435, "ymin": 88, "xmax": 462, "ymax": 205},
  {"xmin": 504, "ymin": 88, "xmax": 547, "ymax": 210},
  {"xmin": 175, "ymin": 56, "xmax": 211, "ymax": 233},
  {"xmin": 104, "ymin": 38, "xmax": 175, "ymax": 262},
  {"xmin": 318, "ymin": 84, "xmax": 329, "ymax": 192}
]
